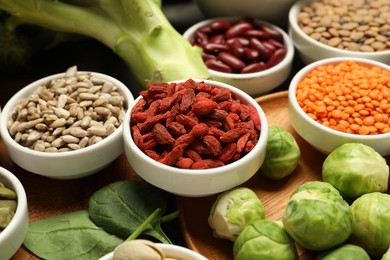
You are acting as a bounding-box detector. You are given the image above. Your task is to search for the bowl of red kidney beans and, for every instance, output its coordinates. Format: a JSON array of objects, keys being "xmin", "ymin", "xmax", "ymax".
[{"xmin": 183, "ymin": 17, "xmax": 294, "ymax": 97}]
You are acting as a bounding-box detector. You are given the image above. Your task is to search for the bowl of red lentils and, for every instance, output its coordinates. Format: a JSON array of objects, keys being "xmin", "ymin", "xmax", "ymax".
[
  {"xmin": 123, "ymin": 79, "xmax": 269, "ymax": 197},
  {"xmin": 0, "ymin": 66, "xmax": 134, "ymax": 179},
  {"xmin": 183, "ymin": 17, "xmax": 294, "ymax": 97},
  {"xmin": 289, "ymin": 0, "xmax": 390, "ymax": 65},
  {"xmin": 288, "ymin": 57, "xmax": 390, "ymax": 156}
]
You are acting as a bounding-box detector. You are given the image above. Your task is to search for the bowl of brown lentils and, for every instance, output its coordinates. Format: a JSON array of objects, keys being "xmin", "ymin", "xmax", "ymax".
[
  {"xmin": 183, "ymin": 17, "xmax": 295, "ymax": 97},
  {"xmin": 0, "ymin": 66, "xmax": 134, "ymax": 179},
  {"xmin": 289, "ymin": 0, "xmax": 390, "ymax": 65}
]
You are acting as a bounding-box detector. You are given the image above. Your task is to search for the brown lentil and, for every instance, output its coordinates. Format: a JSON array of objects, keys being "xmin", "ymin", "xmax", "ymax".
[
  {"xmin": 7, "ymin": 66, "xmax": 127, "ymax": 152},
  {"xmin": 297, "ymin": 0, "xmax": 390, "ymax": 52}
]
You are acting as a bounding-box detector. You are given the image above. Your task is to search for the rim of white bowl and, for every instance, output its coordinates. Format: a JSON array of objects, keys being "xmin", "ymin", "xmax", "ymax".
[
  {"xmin": 124, "ymin": 79, "xmax": 269, "ymax": 176},
  {"xmin": 182, "ymin": 17, "xmax": 295, "ymax": 80},
  {"xmin": 0, "ymin": 167, "xmax": 28, "ymax": 240},
  {"xmin": 288, "ymin": 0, "xmax": 390, "ymax": 57},
  {"xmin": 0, "ymin": 71, "xmax": 134, "ymax": 158},
  {"xmin": 289, "ymin": 56, "xmax": 390, "ymax": 140}
]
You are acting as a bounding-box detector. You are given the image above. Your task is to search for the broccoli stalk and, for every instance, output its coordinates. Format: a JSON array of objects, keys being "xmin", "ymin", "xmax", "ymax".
[{"xmin": 0, "ymin": 0, "xmax": 211, "ymax": 85}]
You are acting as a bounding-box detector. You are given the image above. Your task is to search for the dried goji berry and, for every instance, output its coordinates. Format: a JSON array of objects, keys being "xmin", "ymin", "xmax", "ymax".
[
  {"xmin": 218, "ymin": 143, "xmax": 237, "ymax": 162},
  {"xmin": 191, "ymin": 159, "xmax": 225, "ymax": 169},
  {"xmin": 203, "ymin": 135, "xmax": 222, "ymax": 156},
  {"xmin": 192, "ymin": 98, "xmax": 218, "ymax": 115},
  {"xmin": 160, "ymin": 145, "xmax": 184, "ymax": 166},
  {"xmin": 175, "ymin": 157, "xmax": 194, "ymax": 169},
  {"xmin": 176, "ymin": 114, "xmax": 198, "ymax": 129},
  {"xmin": 249, "ymin": 104, "xmax": 261, "ymax": 131},
  {"xmin": 153, "ymin": 123, "xmax": 175, "ymax": 145},
  {"xmin": 184, "ymin": 149, "xmax": 202, "ymax": 162},
  {"xmin": 166, "ymin": 122, "xmax": 187, "ymax": 137},
  {"xmin": 220, "ymin": 128, "xmax": 248, "ymax": 142},
  {"xmin": 145, "ymin": 150, "xmax": 161, "ymax": 161},
  {"xmin": 131, "ymin": 125, "xmax": 144, "ymax": 151},
  {"xmin": 237, "ymin": 132, "xmax": 250, "ymax": 153},
  {"xmin": 190, "ymin": 123, "xmax": 209, "ymax": 137}
]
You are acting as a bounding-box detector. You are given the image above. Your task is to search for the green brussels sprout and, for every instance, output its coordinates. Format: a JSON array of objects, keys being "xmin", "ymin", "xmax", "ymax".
[
  {"xmin": 282, "ymin": 181, "xmax": 352, "ymax": 251},
  {"xmin": 322, "ymin": 143, "xmax": 389, "ymax": 201},
  {"xmin": 260, "ymin": 126, "xmax": 301, "ymax": 180},
  {"xmin": 316, "ymin": 244, "xmax": 370, "ymax": 260},
  {"xmin": 350, "ymin": 192, "xmax": 390, "ymax": 257},
  {"xmin": 208, "ymin": 187, "xmax": 265, "ymax": 241},
  {"xmin": 382, "ymin": 246, "xmax": 390, "ymax": 260},
  {"xmin": 233, "ymin": 220, "xmax": 298, "ymax": 260}
]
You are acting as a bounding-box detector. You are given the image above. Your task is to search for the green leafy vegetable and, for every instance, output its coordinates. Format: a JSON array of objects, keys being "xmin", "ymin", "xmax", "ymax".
[
  {"xmin": 0, "ymin": 0, "xmax": 211, "ymax": 85},
  {"xmin": 23, "ymin": 210, "xmax": 123, "ymax": 260},
  {"xmin": 88, "ymin": 180, "xmax": 172, "ymax": 244}
]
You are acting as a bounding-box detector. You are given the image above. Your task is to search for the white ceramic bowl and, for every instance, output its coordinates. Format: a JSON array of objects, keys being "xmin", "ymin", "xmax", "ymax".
[
  {"xmin": 99, "ymin": 243, "xmax": 208, "ymax": 260},
  {"xmin": 288, "ymin": 57, "xmax": 390, "ymax": 156},
  {"xmin": 289, "ymin": 0, "xmax": 390, "ymax": 65},
  {"xmin": 183, "ymin": 17, "xmax": 295, "ymax": 97},
  {"xmin": 0, "ymin": 167, "xmax": 29, "ymax": 260},
  {"xmin": 123, "ymin": 79, "xmax": 268, "ymax": 197},
  {"xmin": 0, "ymin": 71, "xmax": 134, "ymax": 179},
  {"xmin": 195, "ymin": 0, "xmax": 297, "ymax": 27}
]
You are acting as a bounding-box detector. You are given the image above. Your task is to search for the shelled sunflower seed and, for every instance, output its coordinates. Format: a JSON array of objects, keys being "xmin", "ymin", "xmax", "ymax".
[
  {"xmin": 7, "ymin": 66, "xmax": 127, "ymax": 152},
  {"xmin": 0, "ymin": 181, "xmax": 17, "ymax": 231}
]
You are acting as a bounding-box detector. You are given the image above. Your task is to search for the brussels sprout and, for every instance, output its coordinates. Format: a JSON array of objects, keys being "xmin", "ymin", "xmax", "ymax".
[
  {"xmin": 233, "ymin": 220, "xmax": 298, "ymax": 260},
  {"xmin": 322, "ymin": 143, "xmax": 389, "ymax": 201},
  {"xmin": 316, "ymin": 244, "xmax": 370, "ymax": 260},
  {"xmin": 350, "ymin": 192, "xmax": 390, "ymax": 257},
  {"xmin": 282, "ymin": 181, "xmax": 352, "ymax": 251},
  {"xmin": 208, "ymin": 187, "xmax": 265, "ymax": 241},
  {"xmin": 260, "ymin": 126, "xmax": 301, "ymax": 180}
]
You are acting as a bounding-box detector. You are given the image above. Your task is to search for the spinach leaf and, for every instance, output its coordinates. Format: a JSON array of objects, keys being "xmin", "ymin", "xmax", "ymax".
[
  {"xmin": 23, "ymin": 210, "xmax": 123, "ymax": 260},
  {"xmin": 88, "ymin": 180, "xmax": 172, "ymax": 244}
]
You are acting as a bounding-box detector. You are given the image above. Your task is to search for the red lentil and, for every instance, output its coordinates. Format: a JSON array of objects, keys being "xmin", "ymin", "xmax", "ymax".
[{"xmin": 296, "ymin": 61, "xmax": 390, "ymax": 135}]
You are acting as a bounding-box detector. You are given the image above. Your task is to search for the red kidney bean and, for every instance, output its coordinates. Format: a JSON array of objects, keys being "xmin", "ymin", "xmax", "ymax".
[
  {"xmin": 226, "ymin": 37, "xmax": 250, "ymax": 46},
  {"xmin": 225, "ymin": 22, "xmax": 253, "ymax": 39},
  {"xmin": 244, "ymin": 29, "xmax": 269, "ymax": 39},
  {"xmin": 210, "ymin": 19, "xmax": 231, "ymax": 32},
  {"xmin": 203, "ymin": 43, "xmax": 230, "ymax": 53},
  {"xmin": 197, "ymin": 25, "xmax": 213, "ymax": 34},
  {"xmin": 266, "ymin": 48, "xmax": 286, "ymax": 68},
  {"xmin": 241, "ymin": 62, "xmax": 267, "ymax": 73},
  {"xmin": 267, "ymin": 38, "xmax": 285, "ymax": 49},
  {"xmin": 249, "ymin": 38, "xmax": 270, "ymax": 60},
  {"xmin": 260, "ymin": 24, "xmax": 283, "ymax": 42},
  {"xmin": 262, "ymin": 40, "xmax": 277, "ymax": 53},
  {"xmin": 244, "ymin": 47, "xmax": 259, "ymax": 61},
  {"xmin": 202, "ymin": 52, "xmax": 218, "ymax": 62},
  {"xmin": 217, "ymin": 52, "xmax": 246, "ymax": 71},
  {"xmin": 210, "ymin": 34, "xmax": 225, "ymax": 44},
  {"xmin": 205, "ymin": 59, "xmax": 233, "ymax": 73},
  {"xmin": 229, "ymin": 39, "xmax": 245, "ymax": 58},
  {"xmin": 195, "ymin": 31, "xmax": 209, "ymax": 45}
]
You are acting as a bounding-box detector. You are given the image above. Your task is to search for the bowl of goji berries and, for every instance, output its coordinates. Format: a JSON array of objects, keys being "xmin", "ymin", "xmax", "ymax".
[
  {"xmin": 123, "ymin": 79, "xmax": 269, "ymax": 197},
  {"xmin": 288, "ymin": 57, "xmax": 390, "ymax": 156},
  {"xmin": 183, "ymin": 17, "xmax": 294, "ymax": 97}
]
